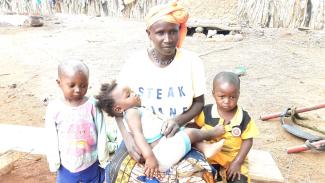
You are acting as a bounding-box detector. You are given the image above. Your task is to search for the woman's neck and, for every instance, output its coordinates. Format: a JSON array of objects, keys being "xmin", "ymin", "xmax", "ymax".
[{"xmin": 150, "ymin": 48, "xmax": 176, "ymax": 66}]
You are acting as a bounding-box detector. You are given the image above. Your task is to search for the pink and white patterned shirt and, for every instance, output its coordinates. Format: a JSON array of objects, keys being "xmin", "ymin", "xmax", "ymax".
[{"xmin": 45, "ymin": 96, "xmax": 109, "ymax": 173}]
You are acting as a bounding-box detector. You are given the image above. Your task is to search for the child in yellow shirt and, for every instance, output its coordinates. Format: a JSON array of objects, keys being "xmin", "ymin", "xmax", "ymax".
[{"xmin": 195, "ymin": 72, "xmax": 259, "ymax": 183}]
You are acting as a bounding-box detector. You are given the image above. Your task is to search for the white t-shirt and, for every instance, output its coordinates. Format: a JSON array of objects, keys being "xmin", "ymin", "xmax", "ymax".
[{"xmin": 118, "ymin": 48, "xmax": 205, "ymax": 118}]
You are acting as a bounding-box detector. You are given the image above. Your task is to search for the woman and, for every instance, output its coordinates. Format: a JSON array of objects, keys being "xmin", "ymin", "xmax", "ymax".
[{"xmin": 106, "ymin": 2, "xmax": 213, "ymax": 182}]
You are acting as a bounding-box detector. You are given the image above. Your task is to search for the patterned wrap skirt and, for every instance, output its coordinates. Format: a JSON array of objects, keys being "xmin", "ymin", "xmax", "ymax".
[{"xmin": 105, "ymin": 142, "xmax": 214, "ymax": 183}]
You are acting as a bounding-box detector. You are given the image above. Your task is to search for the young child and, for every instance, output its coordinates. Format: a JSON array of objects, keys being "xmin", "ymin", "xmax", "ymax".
[
  {"xmin": 195, "ymin": 72, "xmax": 259, "ymax": 183},
  {"xmin": 45, "ymin": 60, "xmax": 109, "ymax": 183},
  {"xmin": 95, "ymin": 80, "xmax": 225, "ymax": 179}
]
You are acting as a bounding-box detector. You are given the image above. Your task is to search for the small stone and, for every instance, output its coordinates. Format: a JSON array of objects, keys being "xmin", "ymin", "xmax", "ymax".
[
  {"xmin": 29, "ymin": 16, "xmax": 44, "ymax": 27},
  {"xmin": 207, "ymin": 30, "xmax": 217, "ymax": 38},
  {"xmin": 233, "ymin": 66, "xmax": 247, "ymax": 76},
  {"xmin": 43, "ymin": 97, "xmax": 49, "ymax": 106},
  {"xmin": 224, "ymin": 34, "xmax": 234, "ymax": 42},
  {"xmin": 279, "ymin": 32, "xmax": 292, "ymax": 38},
  {"xmin": 213, "ymin": 34, "xmax": 225, "ymax": 38},
  {"xmin": 206, "ymin": 38, "xmax": 216, "ymax": 42},
  {"xmin": 212, "ymin": 35, "xmax": 225, "ymax": 42},
  {"xmin": 9, "ymin": 83, "xmax": 16, "ymax": 88},
  {"xmin": 192, "ymin": 33, "xmax": 206, "ymax": 39},
  {"xmin": 233, "ymin": 34, "xmax": 244, "ymax": 42},
  {"xmin": 195, "ymin": 27, "xmax": 204, "ymax": 33}
]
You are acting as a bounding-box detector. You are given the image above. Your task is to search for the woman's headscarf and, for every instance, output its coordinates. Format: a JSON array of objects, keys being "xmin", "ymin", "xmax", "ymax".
[{"xmin": 145, "ymin": 1, "xmax": 189, "ymax": 48}]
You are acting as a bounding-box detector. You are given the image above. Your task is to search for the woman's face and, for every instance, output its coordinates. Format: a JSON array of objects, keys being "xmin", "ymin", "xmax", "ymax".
[{"xmin": 147, "ymin": 20, "xmax": 179, "ymax": 56}]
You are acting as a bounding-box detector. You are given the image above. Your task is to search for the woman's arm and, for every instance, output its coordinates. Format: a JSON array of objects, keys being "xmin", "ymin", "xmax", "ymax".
[
  {"xmin": 176, "ymin": 94, "xmax": 204, "ymax": 125},
  {"xmin": 115, "ymin": 116, "xmax": 144, "ymax": 163},
  {"xmin": 162, "ymin": 95, "xmax": 204, "ymax": 137}
]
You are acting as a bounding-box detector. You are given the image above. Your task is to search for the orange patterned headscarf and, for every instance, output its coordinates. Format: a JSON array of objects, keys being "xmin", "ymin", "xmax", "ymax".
[{"xmin": 145, "ymin": 1, "xmax": 189, "ymax": 48}]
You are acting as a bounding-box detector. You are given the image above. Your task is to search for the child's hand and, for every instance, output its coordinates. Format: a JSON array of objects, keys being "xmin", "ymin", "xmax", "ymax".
[
  {"xmin": 144, "ymin": 155, "xmax": 159, "ymax": 179},
  {"xmin": 214, "ymin": 124, "xmax": 226, "ymax": 137},
  {"xmin": 226, "ymin": 160, "xmax": 242, "ymax": 182}
]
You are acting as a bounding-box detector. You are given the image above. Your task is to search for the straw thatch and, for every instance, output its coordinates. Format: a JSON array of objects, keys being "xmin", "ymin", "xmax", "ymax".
[
  {"xmin": 238, "ymin": 0, "xmax": 325, "ymax": 30},
  {"xmin": 0, "ymin": 0, "xmax": 324, "ymax": 30}
]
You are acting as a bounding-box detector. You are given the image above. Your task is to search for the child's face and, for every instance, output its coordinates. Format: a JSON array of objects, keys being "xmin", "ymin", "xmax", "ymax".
[
  {"xmin": 57, "ymin": 71, "xmax": 88, "ymax": 103},
  {"xmin": 112, "ymin": 85, "xmax": 141, "ymax": 113},
  {"xmin": 212, "ymin": 82, "xmax": 239, "ymax": 112}
]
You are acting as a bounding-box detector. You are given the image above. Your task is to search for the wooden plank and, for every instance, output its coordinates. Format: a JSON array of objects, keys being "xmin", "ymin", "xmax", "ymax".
[
  {"xmin": 248, "ymin": 149, "xmax": 284, "ymax": 183},
  {"xmin": 0, "ymin": 124, "xmax": 46, "ymax": 155},
  {"xmin": 0, "ymin": 150, "xmax": 23, "ymax": 176}
]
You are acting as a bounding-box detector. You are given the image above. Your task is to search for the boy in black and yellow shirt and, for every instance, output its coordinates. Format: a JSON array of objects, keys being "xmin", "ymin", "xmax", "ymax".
[{"xmin": 195, "ymin": 72, "xmax": 258, "ymax": 183}]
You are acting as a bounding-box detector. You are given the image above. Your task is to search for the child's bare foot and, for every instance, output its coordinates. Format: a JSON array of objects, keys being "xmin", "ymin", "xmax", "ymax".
[{"xmin": 201, "ymin": 139, "xmax": 225, "ymax": 158}]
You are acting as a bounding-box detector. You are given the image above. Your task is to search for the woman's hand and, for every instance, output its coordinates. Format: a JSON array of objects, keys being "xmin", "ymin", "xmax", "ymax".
[
  {"xmin": 144, "ymin": 155, "xmax": 159, "ymax": 179},
  {"xmin": 161, "ymin": 118, "xmax": 180, "ymax": 138}
]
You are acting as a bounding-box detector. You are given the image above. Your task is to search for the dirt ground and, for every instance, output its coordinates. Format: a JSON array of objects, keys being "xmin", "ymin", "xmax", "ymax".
[{"xmin": 0, "ymin": 14, "xmax": 325, "ymax": 183}]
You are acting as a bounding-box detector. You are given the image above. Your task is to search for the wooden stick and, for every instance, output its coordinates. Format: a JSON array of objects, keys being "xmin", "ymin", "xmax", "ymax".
[{"xmin": 198, "ymin": 46, "xmax": 233, "ymax": 57}]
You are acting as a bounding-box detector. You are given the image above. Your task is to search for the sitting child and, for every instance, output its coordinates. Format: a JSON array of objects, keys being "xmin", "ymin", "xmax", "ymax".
[
  {"xmin": 45, "ymin": 60, "xmax": 109, "ymax": 183},
  {"xmin": 195, "ymin": 72, "xmax": 259, "ymax": 183},
  {"xmin": 95, "ymin": 80, "xmax": 225, "ymax": 179}
]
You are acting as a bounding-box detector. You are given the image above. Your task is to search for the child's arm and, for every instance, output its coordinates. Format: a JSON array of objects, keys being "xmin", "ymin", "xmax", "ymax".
[
  {"xmin": 44, "ymin": 102, "xmax": 61, "ymax": 172},
  {"xmin": 125, "ymin": 108, "xmax": 159, "ymax": 178},
  {"xmin": 227, "ymin": 138, "xmax": 253, "ymax": 181},
  {"xmin": 115, "ymin": 116, "xmax": 144, "ymax": 163},
  {"xmin": 94, "ymin": 105, "xmax": 110, "ymax": 168},
  {"xmin": 194, "ymin": 110, "xmax": 225, "ymax": 137}
]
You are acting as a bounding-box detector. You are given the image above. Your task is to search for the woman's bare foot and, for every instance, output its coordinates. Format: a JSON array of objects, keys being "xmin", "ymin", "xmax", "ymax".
[{"xmin": 197, "ymin": 139, "xmax": 225, "ymax": 158}]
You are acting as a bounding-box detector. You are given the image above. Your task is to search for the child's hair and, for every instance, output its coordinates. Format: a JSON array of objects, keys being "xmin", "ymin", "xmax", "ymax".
[
  {"xmin": 58, "ymin": 60, "xmax": 89, "ymax": 78},
  {"xmin": 95, "ymin": 80, "xmax": 118, "ymax": 117},
  {"xmin": 213, "ymin": 71, "xmax": 240, "ymax": 90}
]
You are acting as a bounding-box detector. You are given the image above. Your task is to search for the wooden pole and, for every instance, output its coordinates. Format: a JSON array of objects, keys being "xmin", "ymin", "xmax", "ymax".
[
  {"xmin": 287, "ymin": 140, "xmax": 325, "ymax": 153},
  {"xmin": 260, "ymin": 103, "xmax": 325, "ymax": 121}
]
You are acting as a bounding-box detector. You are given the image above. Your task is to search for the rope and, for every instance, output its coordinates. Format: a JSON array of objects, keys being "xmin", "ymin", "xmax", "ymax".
[{"xmin": 305, "ymin": 140, "xmax": 325, "ymax": 151}]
